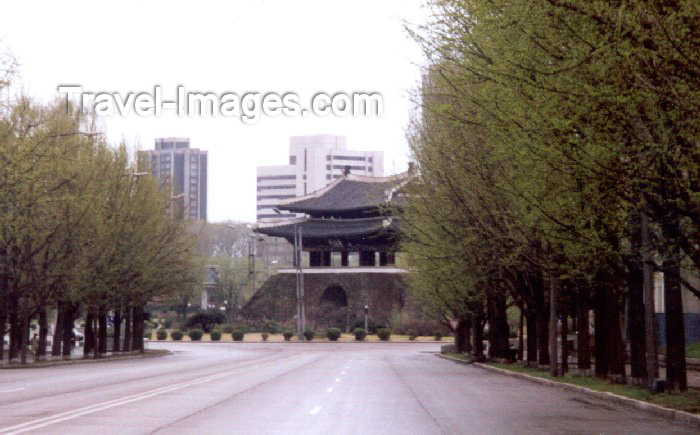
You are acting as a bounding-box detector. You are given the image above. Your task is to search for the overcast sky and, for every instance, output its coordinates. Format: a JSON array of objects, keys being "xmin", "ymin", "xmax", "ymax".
[{"xmin": 1, "ymin": 1, "xmax": 427, "ymax": 222}]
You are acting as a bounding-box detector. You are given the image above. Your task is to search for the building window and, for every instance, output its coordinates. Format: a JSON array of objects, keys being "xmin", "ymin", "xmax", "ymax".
[
  {"xmin": 326, "ymin": 164, "xmax": 331, "ymax": 170},
  {"xmin": 304, "ymin": 182, "xmax": 307, "ymax": 195},
  {"xmin": 326, "ymin": 174, "xmax": 331, "ymax": 180},
  {"xmin": 368, "ymin": 157, "xmax": 373, "ymax": 162},
  {"xmin": 289, "ymin": 155, "xmax": 297, "ymax": 165},
  {"xmin": 332, "ymin": 155, "xmax": 366, "ymax": 161},
  {"xmin": 257, "ymin": 175, "xmax": 296, "ymax": 181},
  {"xmin": 368, "ymin": 167, "xmax": 373, "ymax": 172},
  {"xmin": 326, "ymin": 155, "xmax": 331, "ymax": 161},
  {"xmin": 304, "ymin": 148, "xmax": 307, "ymax": 171}
]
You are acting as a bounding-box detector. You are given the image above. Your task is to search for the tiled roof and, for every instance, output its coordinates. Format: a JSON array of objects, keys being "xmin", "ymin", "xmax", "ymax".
[
  {"xmin": 256, "ymin": 216, "xmax": 399, "ymax": 239},
  {"xmin": 277, "ymin": 173, "xmax": 409, "ymax": 214}
]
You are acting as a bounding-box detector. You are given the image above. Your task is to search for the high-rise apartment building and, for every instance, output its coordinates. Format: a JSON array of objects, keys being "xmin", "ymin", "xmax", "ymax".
[
  {"xmin": 140, "ymin": 137, "xmax": 208, "ymax": 221},
  {"xmin": 256, "ymin": 135, "xmax": 383, "ymax": 221}
]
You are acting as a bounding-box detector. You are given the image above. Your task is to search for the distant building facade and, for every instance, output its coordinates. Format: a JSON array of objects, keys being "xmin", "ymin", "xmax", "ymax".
[
  {"xmin": 140, "ymin": 137, "xmax": 208, "ymax": 221},
  {"xmin": 256, "ymin": 135, "xmax": 384, "ymax": 222}
]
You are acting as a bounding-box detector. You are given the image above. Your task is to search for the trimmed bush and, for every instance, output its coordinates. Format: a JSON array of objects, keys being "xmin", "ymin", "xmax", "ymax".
[
  {"xmin": 377, "ymin": 328, "xmax": 391, "ymax": 341},
  {"xmin": 156, "ymin": 329, "xmax": 168, "ymax": 341},
  {"xmin": 262, "ymin": 332, "xmax": 269, "ymax": 341},
  {"xmin": 434, "ymin": 332, "xmax": 443, "ymax": 341},
  {"xmin": 171, "ymin": 330, "xmax": 183, "ymax": 341},
  {"xmin": 264, "ymin": 320, "xmax": 281, "ymax": 334},
  {"xmin": 232, "ymin": 329, "xmax": 245, "ymax": 341},
  {"xmin": 178, "ymin": 324, "xmax": 188, "ymax": 332},
  {"xmin": 221, "ymin": 324, "xmax": 235, "ymax": 333},
  {"xmin": 186, "ymin": 310, "xmax": 225, "ymax": 333},
  {"xmin": 143, "ymin": 331, "xmax": 152, "ymax": 339},
  {"xmin": 188, "ymin": 329, "xmax": 204, "ymax": 341},
  {"xmin": 283, "ymin": 330, "xmax": 294, "ymax": 341},
  {"xmin": 409, "ymin": 331, "xmax": 418, "ymax": 341},
  {"xmin": 326, "ymin": 327, "xmax": 341, "ymax": 341},
  {"xmin": 353, "ymin": 328, "xmax": 367, "ymax": 341},
  {"xmin": 303, "ymin": 329, "xmax": 315, "ymax": 341},
  {"xmin": 210, "ymin": 330, "xmax": 222, "ymax": 341}
]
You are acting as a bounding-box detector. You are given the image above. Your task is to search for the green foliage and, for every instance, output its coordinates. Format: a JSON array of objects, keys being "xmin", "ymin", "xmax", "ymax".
[
  {"xmin": 232, "ymin": 329, "xmax": 245, "ymax": 341},
  {"xmin": 156, "ymin": 329, "xmax": 168, "ymax": 341},
  {"xmin": 353, "ymin": 328, "xmax": 367, "ymax": 341},
  {"xmin": 171, "ymin": 330, "xmax": 184, "ymax": 341},
  {"xmin": 210, "ymin": 330, "xmax": 222, "ymax": 341},
  {"xmin": 434, "ymin": 332, "xmax": 442, "ymax": 341},
  {"xmin": 262, "ymin": 332, "xmax": 269, "ymax": 341},
  {"xmin": 377, "ymin": 328, "xmax": 391, "ymax": 341},
  {"xmin": 186, "ymin": 310, "xmax": 225, "ymax": 333},
  {"xmin": 221, "ymin": 324, "xmax": 235, "ymax": 333},
  {"xmin": 188, "ymin": 329, "xmax": 204, "ymax": 341},
  {"xmin": 303, "ymin": 329, "xmax": 315, "ymax": 341},
  {"xmin": 409, "ymin": 332, "xmax": 417, "ymax": 341},
  {"xmin": 143, "ymin": 331, "xmax": 152, "ymax": 340},
  {"xmin": 326, "ymin": 328, "xmax": 341, "ymax": 341},
  {"xmin": 282, "ymin": 330, "xmax": 294, "ymax": 341},
  {"xmin": 264, "ymin": 320, "xmax": 282, "ymax": 334}
]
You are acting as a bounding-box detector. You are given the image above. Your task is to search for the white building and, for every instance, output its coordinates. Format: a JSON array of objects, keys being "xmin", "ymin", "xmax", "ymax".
[{"xmin": 256, "ymin": 135, "xmax": 383, "ymax": 221}]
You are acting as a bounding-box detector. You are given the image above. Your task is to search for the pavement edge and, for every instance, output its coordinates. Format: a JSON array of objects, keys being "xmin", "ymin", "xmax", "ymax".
[
  {"xmin": 0, "ymin": 349, "xmax": 173, "ymax": 370},
  {"xmin": 436, "ymin": 353, "xmax": 700, "ymax": 428}
]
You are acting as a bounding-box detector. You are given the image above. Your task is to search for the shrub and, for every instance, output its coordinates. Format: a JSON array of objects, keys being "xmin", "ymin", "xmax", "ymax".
[
  {"xmin": 143, "ymin": 331, "xmax": 152, "ymax": 339},
  {"xmin": 210, "ymin": 330, "xmax": 222, "ymax": 341},
  {"xmin": 188, "ymin": 329, "xmax": 204, "ymax": 341},
  {"xmin": 434, "ymin": 332, "xmax": 443, "ymax": 341},
  {"xmin": 186, "ymin": 310, "xmax": 226, "ymax": 333},
  {"xmin": 221, "ymin": 324, "xmax": 235, "ymax": 333},
  {"xmin": 171, "ymin": 330, "xmax": 183, "ymax": 341},
  {"xmin": 326, "ymin": 327, "xmax": 341, "ymax": 341},
  {"xmin": 262, "ymin": 332, "xmax": 269, "ymax": 341},
  {"xmin": 283, "ymin": 330, "xmax": 294, "ymax": 341},
  {"xmin": 377, "ymin": 328, "xmax": 391, "ymax": 341},
  {"xmin": 178, "ymin": 324, "xmax": 188, "ymax": 332},
  {"xmin": 232, "ymin": 329, "xmax": 245, "ymax": 341},
  {"xmin": 408, "ymin": 331, "xmax": 418, "ymax": 341},
  {"xmin": 351, "ymin": 319, "xmax": 383, "ymax": 334},
  {"xmin": 353, "ymin": 328, "xmax": 367, "ymax": 341},
  {"xmin": 156, "ymin": 329, "xmax": 168, "ymax": 341},
  {"xmin": 303, "ymin": 329, "xmax": 315, "ymax": 341},
  {"xmin": 264, "ymin": 319, "xmax": 282, "ymax": 334}
]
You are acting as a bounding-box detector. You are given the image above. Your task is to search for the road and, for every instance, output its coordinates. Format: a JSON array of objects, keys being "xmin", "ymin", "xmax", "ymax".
[{"xmin": 0, "ymin": 342, "xmax": 692, "ymax": 434}]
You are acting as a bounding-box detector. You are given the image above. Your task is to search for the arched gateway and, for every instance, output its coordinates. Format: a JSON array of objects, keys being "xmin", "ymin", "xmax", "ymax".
[{"xmin": 246, "ymin": 171, "xmax": 415, "ymax": 332}]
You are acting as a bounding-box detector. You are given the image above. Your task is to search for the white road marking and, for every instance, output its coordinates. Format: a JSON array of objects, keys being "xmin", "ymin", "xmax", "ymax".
[
  {"xmin": 326, "ymin": 387, "xmax": 333, "ymax": 393},
  {"xmin": 0, "ymin": 388, "xmax": 24, "ymax": 393},
  {"xmin": 341, "ymin": 371, "xmax": 346, "ymax": 375},
  {"xmin": 0, "ymin": 370, "xmax": 232, "ymax": 434},
  {"xmin": 335, "ymin": 378, "xmax": 341, "ymax": 382},
  {"xmin": 309, "ymin": 405, "xmax": 322, "ymax": 415}
]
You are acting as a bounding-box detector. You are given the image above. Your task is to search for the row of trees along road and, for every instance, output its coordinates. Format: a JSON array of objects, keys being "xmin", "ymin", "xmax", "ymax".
[
  {"xmin": 0, "ymin": 66, "xmax": 201, "ymax": 363},
  {"xmin": 404, "ymin": 0, "xmax": 700, "ymax": 392}
]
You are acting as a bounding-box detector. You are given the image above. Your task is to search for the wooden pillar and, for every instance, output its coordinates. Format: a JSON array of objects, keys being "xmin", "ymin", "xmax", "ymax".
[
  {"xmin": 341, "ymin": 251, "xmax": 349, "ymax": 267},
  {"xmin": 309, "ymin": 251, "xmax": 322, "ymax": 267},
  {"xmin": 322, "ymin": 251, "xmax": 331, "ymax": 267}
]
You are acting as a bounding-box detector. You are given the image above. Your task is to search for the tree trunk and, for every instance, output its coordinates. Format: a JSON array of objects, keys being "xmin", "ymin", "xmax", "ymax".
[
  {"xmin": 561, "ymin": 312, "xmax": 569, "ymax": 375},
  {"xmin": 487, "ymin": 293, "xmax": 511, "ymax": 359},
  {"xmin": 627, "ymin": 262, "xmax": 647, "ymax": 383},
  {"xmin": 84, "ymin": 310, "xmax": 94, "ymax": 357},
  {"xmin": 0, "ymin": 291, "xmax": 6, "ymax": 362},
  {"xmin": 526, "ymin": 303, "xmax": 538, "ymax": 366},
  {"xmin": 455, "ymin": 314, "xmax": 471, "ymax": 354},
  {"xmin": 37, "ymin": 307, "xmax": 48, "ymax": 360},
  {"xmin": 98, "ymin": 306, "xmax": 107, "ymax": 356},
  {"xmin": 123, "ymin": 307, "xmax": 132, "ymax": 352},
  {"xmin": 8, "ymin": 297, "xmax": 19, "ymax": 361},
  {"xmin": 473, "ymin": 312, "xmax": 485, "ymax": 361},
  {"xmin": 535, "ymin": 278, "xmax": 550, "ymax": 366},
  {"xmin": 594, "ymin": 284, "xmax": 609, "ymax": 378},
  {"xmin": 518, "ymin": 302, "xmax": 524, "ymax": 361},
  {"xmin": 51, "ymin": 303, "xmax": 63, "ymax": 357},
  {"xmin": 663, "ymin": 243, "xmax": 687, "ymax": 392},
  {"xmin": 576, "ymin": 290, "xmax": 591, "ymax": 373},
  {"xmin": 131, "ymin": 306, "xmax": 143, "ymax": 353},
  {"xmin": 62, "ymin": 304, "xmax": 74, "ymax": 360},
  {"xmin": 549, "ymin": 278, "xmax": 559, "ymax": 376},
  {"xmin": 113, "ymin": 309, "xmax": 122, "ymax": 353},
  {"xmin": 19, "ymin": 312, "xmax": 29, "ymax": 364}
]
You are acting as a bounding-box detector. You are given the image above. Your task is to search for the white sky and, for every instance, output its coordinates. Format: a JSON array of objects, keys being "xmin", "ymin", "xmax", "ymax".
[{"xmin": 0, "ymin": 0, "xmax": 427, "ymax": 222}]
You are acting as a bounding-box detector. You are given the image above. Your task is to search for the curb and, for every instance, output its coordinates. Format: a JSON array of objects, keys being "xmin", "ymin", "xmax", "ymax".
[
  {"xmin": 0, "ymin": 349, "xmax": 172, "ymax": 369},
  {"xmin": 437, "ymin": 355, "xmax": 700, "ymax": 428},
  {"xmin": 155, "ymin": 340, "xmax": 444, "ymax": 344}
]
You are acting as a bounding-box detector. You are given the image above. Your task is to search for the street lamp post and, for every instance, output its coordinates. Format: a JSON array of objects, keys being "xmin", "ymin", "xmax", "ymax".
[{"xmin": 364, "ymin": 305, "xmax": 369, "ymax": 332}]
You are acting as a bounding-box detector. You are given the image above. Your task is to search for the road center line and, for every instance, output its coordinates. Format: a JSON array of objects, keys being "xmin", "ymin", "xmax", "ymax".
[
  {"xmin": 309, "ymin": 405, "xmax": 322, "ymax": 415},
  {"xmin": 0, "ymin": 388, "xmax": 24, "ymax": 393},
  {"xmin": 341, "ymin": 371, "xmax": 346, "ymax": 375},
  {"xmin": 335, "ymin": 378, "xmax": 341, "ymax": 382},
  {"xmin": 326, "ymin": 387, "xmax": 333, "ymax": 393}
]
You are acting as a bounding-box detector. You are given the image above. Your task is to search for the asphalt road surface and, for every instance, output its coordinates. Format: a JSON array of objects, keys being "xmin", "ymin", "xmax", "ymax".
[{"xmin": 0, "ymin": 342, "xmax": 693, "ymax": 434}]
